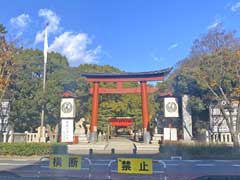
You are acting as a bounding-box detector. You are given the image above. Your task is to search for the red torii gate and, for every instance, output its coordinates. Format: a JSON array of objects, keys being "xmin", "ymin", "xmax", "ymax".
[{"xmin": 81, "ymin": 68, "xmax": 172, "ymax": 143}]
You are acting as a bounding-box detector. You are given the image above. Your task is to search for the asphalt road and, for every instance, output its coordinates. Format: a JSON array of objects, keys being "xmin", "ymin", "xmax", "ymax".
[{"xmin": 0, "ymin": 157, "xmax": 240, "ymax": 180}]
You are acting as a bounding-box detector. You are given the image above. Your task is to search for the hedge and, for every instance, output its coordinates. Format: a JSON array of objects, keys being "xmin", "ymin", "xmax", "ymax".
[
  {"xmin": 0, "ymin": 143, "xmax": 67, "ymax": 156},
  {"xmin": 159, "ymin": 143, "xmax": 240, "ymax": 159}
]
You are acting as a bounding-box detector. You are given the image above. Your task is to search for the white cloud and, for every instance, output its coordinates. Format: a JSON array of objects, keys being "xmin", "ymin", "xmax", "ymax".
[
  {"xmin": 35, "ymin": 9, "xmax": 60, "ymax": 44},
  {"xmin": 49, "ymin": 32, "xmax": 101, "ymax": 65},
  {"xmin": 34, "ymin": 8, "xmax": 101, "ymax": 65},
  {"xmin": 35, "ymin": 31, "xmax": 45, "ymax": 44},
  {"xmin": 168, "ymin": 43, "xmax": 178, "ymax": 50},
  {"xmin": 150, "ymin": 52, "xmax": 165, "ymax": 62},
  {"xmin": 207, "ymin": 19, "xmax": 221, "ymax": 30},
  {"xmin": 10, "ymin": 14, "xmax": 31, "ymax": 29},
  {"xmin": 153, "ymin": 56, "xmax": 165, "ymax": 62},
  {"xmin": 231, "ymin": 2, "xmax": 240, "ymax": 12}
]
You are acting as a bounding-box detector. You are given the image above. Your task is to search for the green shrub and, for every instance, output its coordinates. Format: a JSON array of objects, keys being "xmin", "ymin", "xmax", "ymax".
[
  {"xmin": 52, "ymin": 144, "xmax": 67, "ymax": 155},
  {"xmin": 0, "ymin": 143, "xmax": 67, "ymax": 156},
  {"xmin": 160, "ymin": 143, "xmax": 240, "ymax": 159}
]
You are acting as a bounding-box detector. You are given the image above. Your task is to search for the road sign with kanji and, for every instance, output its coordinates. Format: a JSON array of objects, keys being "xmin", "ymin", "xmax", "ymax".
[
  {"xmin": 49, "ymin": 155, "xmax": 81, "ymax": 170},
  {"xmin": 117, "ymin": 158, "xmax": 152, "ymax": 174}
]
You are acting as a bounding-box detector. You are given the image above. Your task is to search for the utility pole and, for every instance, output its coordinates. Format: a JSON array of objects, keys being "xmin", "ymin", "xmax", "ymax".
[{"xmin": 40, "ymin": 23, "xmax": 48, "ymax": 142}]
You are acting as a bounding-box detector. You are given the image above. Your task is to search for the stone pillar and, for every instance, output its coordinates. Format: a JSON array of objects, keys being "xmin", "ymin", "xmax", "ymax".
[
  {"xmin": 140, "ymin": 81, "xmax": 150, "ymax": 143},
  {"xmin": 3, "ymin": 132, "xmax": 7, "ymax": 143},
  {"xmin": 182, "ymin": 95, "xmax": 193, "ymax": 141},
  {"xmin": 90, "ymin": 82, "xmax": 99, "ymax": 143}
]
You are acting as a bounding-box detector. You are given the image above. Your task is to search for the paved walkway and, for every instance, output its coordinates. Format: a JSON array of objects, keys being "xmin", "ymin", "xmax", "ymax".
[
  {"xmin": 68, "ymin": 137, "xmax": 160, "ymax": 154},
  {"xmin": 104, "ymin": 137, "xmax": 135, "ymax": 152}
]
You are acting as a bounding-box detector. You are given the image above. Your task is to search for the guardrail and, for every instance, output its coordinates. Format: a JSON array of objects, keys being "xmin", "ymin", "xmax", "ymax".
[
  {"xmin": 84, "ymin": 158, "xmax": 92, "ymax": 180},
  {"xmin": 43, "ymin": 156, "xmax": 167, "ymax": 180},
  {"xmin": 107, "ymin": 159, "xmax": 167, "ymax": 180}
]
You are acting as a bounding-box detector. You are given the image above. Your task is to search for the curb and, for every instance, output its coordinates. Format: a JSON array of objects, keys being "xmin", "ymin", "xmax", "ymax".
[{"xmin": 0, "ymin": 155, "xmax": 46, "ymax": 161}]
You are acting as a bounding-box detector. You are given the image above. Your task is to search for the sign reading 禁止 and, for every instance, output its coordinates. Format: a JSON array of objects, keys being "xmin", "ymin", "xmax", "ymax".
[
  {"xmin": 60, "ymin": 98, "xmax": 75, "ymax": 118},
  {"xmin": 61, "ymin": 119, "xmax": 74, "ymax": 142},
  {"xmin": 164, "ymin": 97, "xmax": 179, "ymax": 118},
  {"xmin": 49, "ymin": 155, "xmax": 81, "ymax": 170},
  {"xmin": 117, "ymin": 158, "xmax": 152, "ymax": 174}
]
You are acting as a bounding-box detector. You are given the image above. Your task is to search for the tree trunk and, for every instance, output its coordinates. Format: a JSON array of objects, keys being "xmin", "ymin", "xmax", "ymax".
[
  {"xmin": 233, "ymin": 102, "xmax": 240, "ymax": 148},
  {"xmin": 232, "ymin": 133, "xmax": 240, "ymax": 148},
  {"xmin": 0, "ymin": 132, "xmax": 3, "ymax": 142}
]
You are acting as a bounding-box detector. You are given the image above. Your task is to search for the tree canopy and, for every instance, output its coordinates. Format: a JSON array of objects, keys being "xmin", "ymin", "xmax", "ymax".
[{"xmin": 170, "ymin": 26, "xmax": 240, "ymax": 146}]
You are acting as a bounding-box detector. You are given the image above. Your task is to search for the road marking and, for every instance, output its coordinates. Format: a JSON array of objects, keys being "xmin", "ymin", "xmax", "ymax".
[
  {"xmin": 232, "ymin": 164, "xmax": 240, "ymax": 167},
  {"xmin": 195, "ymin": 164, "xmax": 215, "ymax": 167},
  {"xmin": 40, "ymin": 165, "xmax": 89, "ymax": 170},
  {"xmin": 153, "ymin": 171, "xmax": 165, "ymax": 173},
  {"xmin": 183, "ymin": 160, "xmax": 202, "ymax": 162},
  {"xmin": 4, "ymin": 159, "xmax": 38, "ymax": 162},
  {"xmin": 40, "ymin": 165, "xmax": 49, "ymax": 168},
  {"xmin": 0, "ymin": 163, "xmax": 33, "ymax": 166},
  {"xmin": 92, "ymin": 159, "xmax": 113, "ymax": 162},
  {"xmin": 171, "ymin": 156, "xmax": 182, "ymax": 160},
  {"xmin": 81, "ymin": 168, "xmax": 89, "ymax": 170},
  {"xmin": 166, "ymin": 164, "xmax": 179, "ymax": 166},
  {"xmin": 92, "ymin": 163, "xmax": 108, "ymax": 166},
  {"xmin": 164, "ymin": 160, "xmax": 201, "ymax": 162},
  {"xmin": 214, "ymin": 160, "xmax": 232, "ymax": 162}
]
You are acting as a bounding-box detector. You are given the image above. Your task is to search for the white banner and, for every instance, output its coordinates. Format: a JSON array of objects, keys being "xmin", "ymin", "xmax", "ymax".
[
  {"xmin": 164, "ymin": 97, "xmax": 179, "ymax": 118},
  {"xmin": 163, "ymin": 128, "xmax": 178, "ymax": 141},
  {"xmin": 61, "ymin": 119, "xmax": 74, "ymax": 142},
  {"xmin": 60, "ymin": 98, "xmax": 76, "ymax": 118}
]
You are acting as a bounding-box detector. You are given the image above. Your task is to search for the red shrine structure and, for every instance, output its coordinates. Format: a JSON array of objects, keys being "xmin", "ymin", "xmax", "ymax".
[
  {"xmin": 81, "ymin": 68, "xmax": 172, "ymax": 143},
  {"xmin": 109, "ymin": 117, "xmax": 134, "ymax": 127}
]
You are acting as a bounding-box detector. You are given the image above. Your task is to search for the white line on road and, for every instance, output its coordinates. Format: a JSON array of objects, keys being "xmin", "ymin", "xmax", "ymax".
[
  {"xmin": 183, "ymin": 160, "xmax": 202, "ymax": 162},
  {"xmin": 92, "ymin": 163, "xmax": 108, "ymax": 166},
  {"xmin": 92, "ymin": 159, "xmax": 113, "ymax": 162},
  {"xmin": 166, "ymin": 164, "xmax": 179, "ymax": 166},
  {"xmin": 195, "ymin": 164, "xmax": 215, "ymax": 167},
  {"xmin": 40, "ymin": 165, "xmax": 49, "ymax": 168},
  {"xmin": 214, "ymin": 160, "xmax": 232, "ymax": 162},
  {"xmin": 0, "ymin": 163, "xmax": 34, "ymax": 166},
  {"xmin": 232, "ymin": 164, "xmax": 240, "ymax": 167},
  {"xmin": 81, "ymin": 168, "xmax": 89, "ymax": 170},
  {"xmin": 154, "ymin": 171, "xmax": 165, "ymax": 173}
]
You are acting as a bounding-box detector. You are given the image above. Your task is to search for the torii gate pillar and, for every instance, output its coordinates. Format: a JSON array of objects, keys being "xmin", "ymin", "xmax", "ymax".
[
  {"xmin": 140, "ymin": 81, "xmax": 150, "ymax": 142},
  {"xmin": 89, "ymin": 82, "xmax": 99, "ymax": 142}
]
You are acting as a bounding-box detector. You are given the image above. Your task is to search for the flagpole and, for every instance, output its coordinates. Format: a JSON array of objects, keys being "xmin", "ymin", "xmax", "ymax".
[{"xmin": 40, "ymin": 23, "xmax": 48, "ymax": 142}]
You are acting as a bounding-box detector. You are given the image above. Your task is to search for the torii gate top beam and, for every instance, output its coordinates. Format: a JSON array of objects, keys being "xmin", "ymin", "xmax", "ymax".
[{"xmin": 81, "ymin": 68, "xmax": 172, "ymax": 82}]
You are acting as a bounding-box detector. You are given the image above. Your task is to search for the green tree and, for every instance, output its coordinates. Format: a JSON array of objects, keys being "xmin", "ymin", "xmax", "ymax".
[
  {"xmin": 9, "ymin": 49, "xmax": 69, "ymax": 131},
  {"xmin": 0, "ymin": 24, "xmax": 18, "ymax": 136},
  {"xmin": 171, "ymin": 26, "xmax": 240, "ymax": 147}
]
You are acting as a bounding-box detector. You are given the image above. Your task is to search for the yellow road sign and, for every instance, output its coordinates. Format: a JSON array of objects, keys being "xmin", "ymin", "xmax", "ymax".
[
  {"xmin": 117, "ymin": 158, "xmax": 152, "ymax": 174},
  {"xmin": 49, "ymin": 155, "xmax": 81, "ymax": 170}
]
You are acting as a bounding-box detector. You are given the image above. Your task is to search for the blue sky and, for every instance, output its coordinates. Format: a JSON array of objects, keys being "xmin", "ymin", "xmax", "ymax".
[{"xmin": 0, "ymin": 0, "xmax": 240, "ymax": 72}]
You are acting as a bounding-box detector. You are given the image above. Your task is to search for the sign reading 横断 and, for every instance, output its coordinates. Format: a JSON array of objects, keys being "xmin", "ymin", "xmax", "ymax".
[
  {"xmin": 117, "ymin": 158, "xmax": 152, "ymax": 174},
  {"xmin": 49, "ymin": 155, "xmax": 81, "ymax": 170},
  {"xmin": 164, "ymin": 97, "xmax": 179, "ymax": 118}
]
